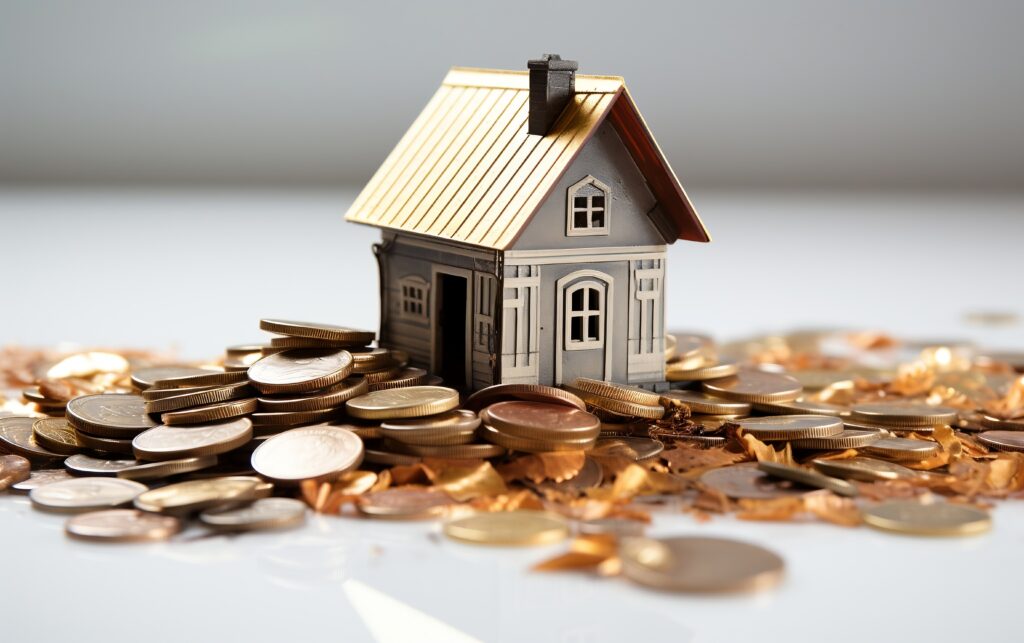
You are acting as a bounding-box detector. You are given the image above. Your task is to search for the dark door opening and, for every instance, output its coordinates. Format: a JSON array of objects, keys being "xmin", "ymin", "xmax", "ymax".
[{"xmin": 436, "ymin": 273, "xmax": 468, "ymax": 389}]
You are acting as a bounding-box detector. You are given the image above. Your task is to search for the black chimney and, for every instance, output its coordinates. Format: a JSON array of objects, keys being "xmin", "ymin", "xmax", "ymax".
[{"xmin": 528, "ymin": 54, "xmax": 578, "ymax": 136}]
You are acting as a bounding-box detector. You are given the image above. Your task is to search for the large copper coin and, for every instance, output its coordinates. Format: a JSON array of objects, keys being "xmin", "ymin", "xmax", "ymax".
[
  {"xmin": 735, "ymin": 415, "xmax": 844, "ymax": 441},
  {"xmin": 482, "ymin": 401, "xmax": 601, "ymax": 441},
  {"xmin": 133, "ymin": 476, "xmax": 270, "ymax": 514},
  {"xmin": 247, "ymin": 349, "xmax": 353, "ymax": 394},
  {"xmin": 977, "ymin": 430, "xmax": 1024, "ymax": 453},
  {"xmin": 619, "ymin": 536, "xmax": 784, "ymax": 592},
  {"xmin": 259, "ymin": 319, "xmax": 375, "ymax": 344},
  {"xmin": 250, "ymin": 425, "xmax": 363, "ymax": 483},
  {"xmin": 463, "ymin": 383, "xmax": 586, "ymax": 412},
  {"xmin": 66, "ymin": 509, "xmax": 182, "ymax": 543},
  {"xmin": 132, "ymin": 417, "xmax": 253, "ymax": 460},
  {"xmin": 30, "ymin": 477, "xmax": 148, "ymax": 513},
  {"xmin": 850, "ymin": 403, "xmax": 958, "ymax": 428},
  {"xmin": 0, "ymin": 454, "xmax": 31, "ymax": 491},
  {"xmin": 478, "ymin": 424, "xmax": 595, "ymax": 453},
  {"xmin": 702, "ymin": 370, "xmax": 803, "ymax": 404},
  {"xmin": 66, "ymin": 394, "xmax": 157, "ymax": 438},
  {"xmin": 699, "ymin": 463, "xmax": 808, "ymax": 499},
  {"xmin": 0, "ymin": 416, "xmax": 64, "ymax": 463},
  {"xmin": 346, "ymin": 386, "xmax": 460, "ymax": 420}
]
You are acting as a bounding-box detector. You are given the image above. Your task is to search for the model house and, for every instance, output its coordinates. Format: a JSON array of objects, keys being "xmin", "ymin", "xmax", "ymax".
[{"xmin": 345, "ymin": 55, "xmax": 710, "ymax": 390}]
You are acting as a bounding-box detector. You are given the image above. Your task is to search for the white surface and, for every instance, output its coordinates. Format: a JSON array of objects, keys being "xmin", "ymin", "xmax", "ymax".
[{"xmin": 2, "ymin": 189, "xmax": 1023, "ymax": 642}]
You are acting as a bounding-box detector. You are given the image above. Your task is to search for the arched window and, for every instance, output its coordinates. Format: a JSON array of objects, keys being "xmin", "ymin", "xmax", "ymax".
[
  {"xmin": 565, "ymin": 280, "xmax": 604, "ymax": 349},
  {"xmin": 566, "ymin": 175, "xmax": 611, "ymax": 236}
]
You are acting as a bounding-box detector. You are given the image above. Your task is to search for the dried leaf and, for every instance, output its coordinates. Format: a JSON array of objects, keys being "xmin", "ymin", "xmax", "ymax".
[
  {"xmin": 497, "ymin": 451, "xmax": 585, "ymax": 484},
  {"xmin": 533, "ymin": 535, "xmax": 619, "ymax": 572},
  {"xmin": 470, "ymin": 488, "xmax": 544, "ymax": 512},
  {"xmin": 803, "ymin": 493, "xmax": 861, "ymax": 526},
  {"xmin": 736, "ymin": 497, "xmax": 804, "ymax": 521},
  {"xmin": 741, "ymin": 433, "xmax": 796, "ymax": 465},
  {"xmin": 422, "ymin": 459, "xmax": 507, "ymax": 502},
  {"xmin": 661, "ymin": 445, "xmax": 745, "ymax": 476},
  {"xmin": 388, "ymin": 464, "xmax": 431, "ymax": 486}
]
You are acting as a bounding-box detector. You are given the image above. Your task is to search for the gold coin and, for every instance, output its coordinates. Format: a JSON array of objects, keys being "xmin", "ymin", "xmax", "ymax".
[
  {"xmin": 269, "ymin": 335, "xmax": 362, "ymax": 349},
  {"xmin": 379, "ymin": 409, "xmax": 481, "ymax": 446},
  {"xmin": 65, "ymin": 509, "xmax": 182, "ymax": 543},
  {"xmin": 357, "ymin": 488, "xmax": 454, "ymax": 519},
  {"xmin": 699, "ymin": 463, "xmax": 808, "ymax": 499},
  {"xmin": 478, "ymin": 424, "xmax": 595, "ymax": 453},
  {"xmin": 735, "ymin": 415, "xmax": 844, "ymax": 441},
  {"xmin": 142, "ymin": 384, "xmax": 219, "ymax": 402},
  {"xmin": 0, "ymin": 454, "xmax": 31, "ymax": 491},
  {"xmin": 160, "ymin": 398, "xmax": 258, "ymax": 426},
  {"xmin": 363, "ymin": 365, "xmax": 403, "ymax": 384},
  {"xmin": 702, "ymin": 370, "xmax": 803, "ymax": 404},
  {"xmin": 666, "ymin": 359, "xmax": 739, "ymax": 382},
  {"xmin": 977, "ymin": 430, "xmax": 1024, "ymax": 452},
  {"xmin": 30, "ymin": 477, "xmax": 148, "ymax": 513},
  {"xmin": 66, "ymin": 394, "xmax": 157, "ymax": 438},
  {"xmin": 562, "ymin": 386, "xmax": 664, "ymax": 420},
  {"xmin": 463, "ymin": 383, "xmax": 587, "ymax": 412},
  {"xmin": 660, "ymin": 390, "xmax": 751, "ymax": 416},
  {"xmin": 0, "ymin": 416, "xmax": 65, "ymax": 463},
  {"xmin": 130, "ymin": 366, "xmax": 211, "ymax": 390},
  {"xmin": 787, "ymin": 429, "xmax": 883, "ymax": 450},
  {"xmin": 63, "ymin": 453, "xmax": 139, "ymax": 476},
  {"xmin": 757, "ymin": 461, "xmax": 859, "ymax": 497},
  {"xmin": 115, "ymin": 455, "xmax": 218, "ymax": 482},
  {"xmin": 199, "ymin": 497, "xmax": 307, "ymax": 532},
  {"xmin": 350, "ymin": 347, "xmax": 398, "ymax": 372},
  {"xmin": 666, "ymin": 333, "xmax": 713, "ymax": 362},
  {"xmin": 861, "ymin": 437, "xmax": 939, "ymax": 462},
  {"xmin": 572, "ymin": 377, "xmax": 662, "ymax": 407},
  {"xmin": 381, "ymin": 439, "xmax": 505, "ymax": 459},
  {"xmin": 247, "ymin": 349, "xmax": 354, "ymax": 394},
  {"xmin": 369, "ymin": 367, "xmax": 430, "ymax": 391},
  {"xmin": 980, "ymin": 415, "xmax": 1024, "ymax": 431},
  {"xmin": 144, "ymin": 381, "xmax": 253, "ymax": 414},
  {"xmin": 151, "ymin": 369, "xmax": 248, "ymax": 390},
  {"xmin": 862, "ymin": 500, "xmax": 991, "ymax": 536},
  {"xmin": 812, "ymin": 456, "xmax": 917, "ymax": 482},
  {"xmin": 578, "ymin": 517, "xmax": 647, "ymax": 537},
  {"xmin": 250, "ymin": 424, "xmax": 363, "ymax": 483},
  {"xmin": 751, "ymin": 399, "xmax": 848, "ymax": 417},
  {"xmin": 32, "ymin": 417, "xmax": 83, "ymax": 455},
  {"xmin": 226, "ymin": 344, "xmax": 269, "ymax": 358},
  {"xmin": 345, "ymin": 386, "xmax": 460, "ymax": 420},
  {"xmin": 73, "ymin": 429, "xmax": 135, "ymax": 455},
  {"xmin": 132, "ymin": 417, "xmax": 253, "ymax": 460},
  {"xmin": 256, "ymin": 377, "xmax": 368, "ymax": 413},
  {"xmin": 443, "ymin": 510, "xmax": 569, "ymax": 546},
  {"xmin": 850, "ymin": 402, "xmax": 958, "ymax": 428},
  {"xmin": 619, "ymin": 536, "xmax": 784, "ymax": 593},
  {"xmin": 133, "ymin": 476, "xmax": 270, "ymax": 514},
  {"xmin": 259, "ymin": 319, "xmax": 375, "ymax": 344}
]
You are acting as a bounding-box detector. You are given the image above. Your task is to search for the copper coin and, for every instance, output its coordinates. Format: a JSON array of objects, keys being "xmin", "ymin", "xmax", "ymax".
[
  {"xmin": 369, "ymin": 367, "xmax": 430, "ymax": 391},
  {"xmin": 259, "ymin": 319, "xmax": 375, "ymax": 344},
  {"xmin": 270, "ymin": 335, "xmax": 362, "ymax": 349},
  {"xmin": 160, "ymin": 398, "xmax": 258, "ymax": 425},
  {"xmin": 850, "ymin": 402, "xmax": 958, "ymax": 428},
  {"xmin": 381, "ymin": 440, "xmax": 505, "ymax": 459},
  {"xmin": 0, "ymin": 454, "xmax": 31, "ymax": 491},
  {"xmin": 573, "ymin": 378, "xmax": 662, "ymax": 406},
  {"xmin": 250, "ymin": 424, "xmax": 364, "ymax": 483},
  {"xmin": 478, "ymin": 424, "xmax": 595, "ymax": 453},
  {"xmin": 142, "ymin": 384, "xmax": 219, "ymax": 402},
  {"xmin": 32, "ymin": 418, "xmax": 84, "ymax": 455},
  {"xmin": 980, "ymin": 415, "xmax": 1024, "ymax": 431},
  {"xmin": 66, "ymin": 394, "xmax": 157, "ymax": 438},
  {"xmin": 977, "ymin": 430, "xmax": 1024, "ymax": 453},
  {"xmin": 357, "ymin": 488, "xmax": 455, "ymax": 519},
  {"xmin": 66, "ymin": 509, "xmax": 182, "ymax": 543},
  {"xmin": 463, "ymin": 383, "xmax": 587, "ymax": 412},
  {"xmin": 0, "ymin": 416, "xmax": 64, "ymax": 463},
  {"xmin": 702, "ymin": 370, "xmax": 803, "ymax": 404},
  {"xmin": 619, "ymin": 536, "xmax": 784, "ymax": 593},
  {"xmin": 757, "ymin": 461, "xmax": 858, "ymax": 497},
  {"xmin": 379, "ymin": 409, "xmax": 481, "ymax": 446},
  {"xmin": 133, "ymin": 476, "xmax": 271, "ymax": 515},
  {"xmin": 256, "ymin": 377, "xmax": 368, "ymax": 412},
  {"xmin": 144, "ymin": 381, "xmax": 253, "ymax": 413},
  {"xmin": 247, "ymin": 349, "xmax": 354, "ymax": 394},
  {"xmin": 73, "ymin": 430, "xmax": 136, "ymax": 455},
  {"xmin": 483, "ymin": 401, "xmax": 601, "ymax": 441},
  {"xmin": 132, "ymin": 417, "xmax": 253, "ymax": 460},
  {"xmin": 699, "ymin": 463, "xmax": 808, "ymax": 499}
]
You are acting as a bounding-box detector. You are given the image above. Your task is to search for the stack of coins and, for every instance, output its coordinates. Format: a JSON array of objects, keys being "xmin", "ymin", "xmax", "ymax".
[
  {"xmin": 65, "ymin": 394, "xmax": 158, "ymax": 456},
  {"xmin": 478, "ymin": 399, "xmax": 601, "ymax": 453},
  {"xmin": 563, "ymin": 378, "xmax": 665, "ymax": 427},
  {"xmin": 22, "ymin": 385, "xmax": 69, "ymax": 416},
  {"xmin": 140, "ymin": 371, "xmax": 255, "ymax": 427},
  {"xmin": 848, "ymin": 402, "xmax": 959, "ymax": 435}
]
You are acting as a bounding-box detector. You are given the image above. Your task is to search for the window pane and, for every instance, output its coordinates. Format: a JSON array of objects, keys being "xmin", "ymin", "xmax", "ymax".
[
  {"xmin": 592, "ymin": 195, "xmax": 604, "ymax": 208},
  {"xmin": 571, "ymin": 316, "xmax": 583, "ymax": 341},
  {"xmin": 588, "ymin": 288, "xmax": 600, "ymax": 310},
  {"xmin": 571, "ymin": 288, "xmax": 583, "ymax": 310},
  {"xmin": 591, "ymin": 210, "xmax": 605, "ymax": 228},
  {"xmin": 588, "ymin": 314, "xmax": 599, "ymax": 340},
  {"xmin": 574, "ymin": 211, "xmax": 588, "ymax": 229},
  {"xmin": 574, "ymin": 196, "xmax": 587, "ymax": 208}
]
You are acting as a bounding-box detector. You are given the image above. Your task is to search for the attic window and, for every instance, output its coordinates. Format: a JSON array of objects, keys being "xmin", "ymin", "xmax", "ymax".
[
  {"xmin": 399, "ymin": 276, "xmax": 428, "ymax": 320},
  {"xmin": 566, "ymin": 176, "xmax": 610, "ymax": 236}
]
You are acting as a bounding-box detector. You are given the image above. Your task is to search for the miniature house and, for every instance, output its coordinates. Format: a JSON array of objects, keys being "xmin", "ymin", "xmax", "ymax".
[{"xmin": 346, "ymin": 55, "xmax": 710, "ymax": 390}]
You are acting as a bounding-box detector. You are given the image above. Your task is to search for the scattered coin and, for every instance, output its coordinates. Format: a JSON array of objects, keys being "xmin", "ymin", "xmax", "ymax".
[
  {"xmin": 787, "ymin": 429, "xmax": 883, "ymax": 450},
  {"xmin": 132, "ymin": 417, "xmax": 253, "ymax": 461},
  {"xmin": 0, "ymin": 454, "xmax": 31, "ymax": 491},
  {"xmin": 379, "ymin": 409, "xmax": 480, "ymax": 446},
  {"xmin": 977, "ymin": 430, "xmax": 1024, "ymax": 453},
  {"xmin": 30, "ymin": 477, "xmax": 148, "ymax": 513},
  {"xmin": 357, "ymin": 488, "xmax": 455, "ymax": 519},
  {"xmin": 160, "ymin": 397, "xmax": 258, "ymax": 425},
  {"xmin": 666, "ymin": 359, "xmax": 740, "ymax": 382},
  {"xmin": 116, "ymin": 455, "xmax": 218, "ymax": 482},
  {"xmin": 255, "ymin": 377, "xmax": 368, "ymax": 412},
  {"xmin": 65, "ymin": 509, "xmax": 182, "ymax": 543},
  {"xmin": 151, "ymin": 368, "xmax": 248, "ymax": 389},
  {"xmin": 660, "ymin": 390, "xmax": 751, "ymax": 416},
  {"xmin": 593, "ymin": 437, "xmax": 664, "ymax": 461},
  {"xmin": 861, "ymin": 437, "xmax": 940, "ymax": 462},
  {"xmin": 702, "ymin": 370, "xmax": 803, "ymax": 404},
  {"xmin": 131, "ymin": 366, "xmax": 212, "ymax": 390},
  {"xmin": 850, "ymin": 403, "xmax": 958, "ymax": 428},
  {"xmin": 862, "ymin": 500, "xmax": 991, "ymax": 537},
  {"xmin": 443, "ymin": 511, "xmax": 569, "ymax": 546},
  {"xmin": 812, "ymin": 457, "xmax": 917, "ymax": 482},
  {"xmin": 133, "ymin": 476, "xmax": 271, "ymax": 515},
  {"xmin": 0, "ymin": 416, "xmax": 64, "ymax": 463},
  {"xmin": 64, "ymin": 454, "xmax": 139, "ymax": 476},
  {"xmin": 199, "ymin": 497, "xmax": 307, "ymax": 532},
  {"xmin": 757, "ymin": 461, "xmax": 859, "ymax": 497},
  {"xmin": 578, "ymin": 517, "xmax": 647, "ymax": 537},
  {"xmin": 31, "ymin": 418, "xmax": 84, "ymax": 455},
  {"xmin": 735, "ymin": 415, "xmax": 844, "ymax": 441},
  {"xmin": 346, "ymin": 386, "xmax": 460, "ymax": 420},
  {"xmin": 251, "ymin": 425, "xmax": 364, "ymax": 483},
  {"xmin": 259, "ymin": 319, "xmax": 375, "ymax": 344},
  {"xmin": 143, "ymin": 381, "xmax": 253, "ymax": 414},
  {"xmin": 66, "ymin": 394, "xmax": 156, "ymax": 438},
  {"xmin": 11, "ymin": 468, "xmax": 74, "ymax": 492},
  {"xmin": 700, "ymin": 463, "xmax": 808, "ymax": 499},
  {"xmin": 248, "ymin": 349, "xmax": 354, "ymax": 394},
  {"xmin": 618, "ymin": 536, "xmax": 784, "ymax": 593},
  {"xmin": 463, "ymin": 383, "xmax": 587, "ymax": 412}
]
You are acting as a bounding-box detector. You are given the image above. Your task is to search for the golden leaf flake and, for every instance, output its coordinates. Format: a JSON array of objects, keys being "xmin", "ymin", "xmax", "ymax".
[
  {"xmin": 608, "ymin": 464, "xmax": 684, "ymax": 499},
  {"xmin": 533, "ymin": 534, "xmax": 619, "ymax": 573},
  {"xmin": 661, "ymin": 444, "xmax": 745, "ymax": 476},
  {"xmin": 736, "ymin": 493, "xmax": 861, "ymax": 526},
  {"xmin": 740, "ymin": 433, "xmax": 796, "ymax": 465},
  {"xmin": 496, "ymin": 451, "xmax": 585, "ymax": 483},
  {"xmin": 421, "ymin": 458, "xmax": 507, "ymax": 502},
  {"xmin": 470, "ymin": 489, "xmax": 544, "ymax": 512}
]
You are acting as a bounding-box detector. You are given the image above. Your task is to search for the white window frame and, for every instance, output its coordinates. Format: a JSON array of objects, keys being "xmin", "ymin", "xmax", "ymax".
[
  {"xmin": 565, "ymin": 175, "xmax": 611, "ymax": 237},
  {"xmin": 564, "ymin": 279, "xmax": 605, "ymax": 350},
  {"xmin": 398, "ymin": 275, "xmax": 429, "ymax": 320}
]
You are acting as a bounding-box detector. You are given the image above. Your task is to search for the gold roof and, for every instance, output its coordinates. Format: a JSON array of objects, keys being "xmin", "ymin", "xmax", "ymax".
[{"xmin": 345, "ymin": 67, "xmax": 709, "ymax": 249}]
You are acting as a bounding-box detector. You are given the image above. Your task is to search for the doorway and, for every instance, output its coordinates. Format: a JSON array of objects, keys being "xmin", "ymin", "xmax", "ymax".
[{"xmin": 434, "ymin": 271, "xmax": 469, "ymax": 389}]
